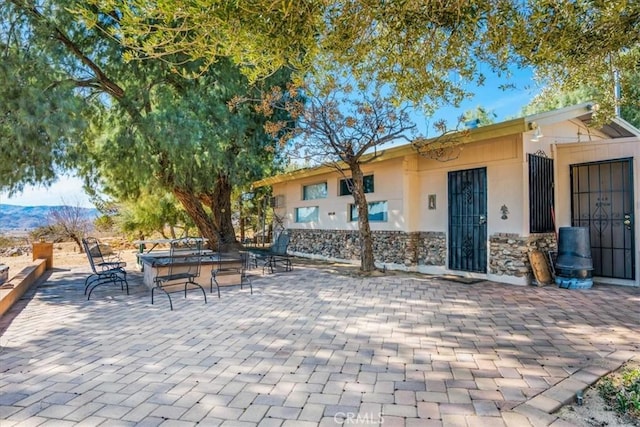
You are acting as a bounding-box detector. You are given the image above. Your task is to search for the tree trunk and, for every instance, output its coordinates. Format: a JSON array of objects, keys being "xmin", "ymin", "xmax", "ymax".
[
  {"xmin": 350, "ymin": 163, "xmax": 376, "ymax": 272},
  {"xmin": 71, "ymin": 234, "xmax": 84, "ymax": 254},
  {"xmin": 210, "ymin": 174, "xmax": 238, "ymax": 250},
  {"xmin": 172, "ymin": 187, "xmax": 220, "ymax": 249},
  {"xmin": 239, "ymin": 195, "xmax": 245, "ymax": 243}
]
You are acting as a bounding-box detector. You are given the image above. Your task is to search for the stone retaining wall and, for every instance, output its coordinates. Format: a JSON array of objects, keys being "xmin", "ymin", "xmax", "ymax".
[
  {"xmin": 288, "ymin": 229, "xmax": 555, "ymax": 282},
  {"xmin": 288, "ymin": 229, "xmax": 447, "ymax": 267},
  {"xmin": 489, "ymin": 232, "xmax": 557, "ymax": 278}
]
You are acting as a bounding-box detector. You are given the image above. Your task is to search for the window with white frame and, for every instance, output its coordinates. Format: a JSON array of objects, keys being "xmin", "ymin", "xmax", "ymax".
[
  {"xmin": 295, "ymin": 206, "xmax": 319, "ymax": 223},
  {"xmin": 302, "ymin": 182, "xmax": 327, "ymax": 200},
  {"xmin": 349, "ymin": 201, "xmax": 388, "ymax": 222}
]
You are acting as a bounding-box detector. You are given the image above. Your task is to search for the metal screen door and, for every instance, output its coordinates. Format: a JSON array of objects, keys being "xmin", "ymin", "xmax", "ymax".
[
  {"xmin": 571, "ymin": 159, "xmax": 635, "ymax": 280},
  {"xmin": 448, "ymin": 167, "xmax": 487, "ymax": 273}
]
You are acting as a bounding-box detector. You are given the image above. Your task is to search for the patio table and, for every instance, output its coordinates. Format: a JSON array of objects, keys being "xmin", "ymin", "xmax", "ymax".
[
  {"xmin": 137, "ymin": 252, "xmax": 240, "ymax": 289},
  {"xmin": 133, "ymin": 237, "xmax": 208, "ymax": 269}
]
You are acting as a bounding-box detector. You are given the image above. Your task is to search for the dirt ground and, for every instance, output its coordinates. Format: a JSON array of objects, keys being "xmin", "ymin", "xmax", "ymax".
[
  {"xmin": 555, "ymin": 360, "xmax": 640, "ymax": 427},
  {"xmin": 0, "ymin": 240, "xmax": 139, "ymax": 279},
  {"xmin": 2, "ymin": 241, "xmax": 639, "ymax": 427}
]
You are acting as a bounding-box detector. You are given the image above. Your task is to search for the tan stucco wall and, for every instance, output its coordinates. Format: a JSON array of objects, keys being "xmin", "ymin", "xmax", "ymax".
[
  {"xmin": 524, "ymin": 119, "xmax": 611, "ymax": 156},
  {"xmin": 273, "ymin": 134, "xmax": 539, "ymax": 264},
  {"xmin": 268, "ymin": 118, "xmax": 638, "ymax": 286},
  {"xmin": 273, "ymin": 157, "xmax": 409, "ymax": 231},
  {"xmin": 272, "ymin": 118, "xmax": 612, "ymax": 237},
  {"xmin": 275, "ymin": 136, "xmax": 527, "ymax": 236},
  {"xmin": 416, "ymin": 136, "xmax": 525, "ymax": 236}
]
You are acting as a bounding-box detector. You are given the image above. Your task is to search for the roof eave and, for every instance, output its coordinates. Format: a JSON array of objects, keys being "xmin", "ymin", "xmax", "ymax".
[{"xmin": 252, "ymin": 118, "xmax": 529, "ymax": 188}]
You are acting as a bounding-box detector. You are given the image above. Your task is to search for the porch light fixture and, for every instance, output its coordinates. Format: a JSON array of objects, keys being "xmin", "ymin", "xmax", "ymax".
[
  {"xmin": 531, "ymin": 126, "xmax": 544, "ymax": 142},
  {"xmin": 528, "ymin": 121, "xmax": 543, "ymax": 142}
]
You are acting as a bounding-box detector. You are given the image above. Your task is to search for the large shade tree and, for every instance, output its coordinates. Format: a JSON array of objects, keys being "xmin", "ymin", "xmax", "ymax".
[
  {"xmin": 86, "ymin": 1, "xmax": 640, "ymax": 121},
  {"xmin": 2, "ymin": 1, "xmax": 292, "ymax": 247},
  {"xmin": 248, "ymin": 75, "xmax": 416, "ymax": 271},
  {"xmin": 0, "ymin": 29, "xmax": 88, "ymax": 193},
  {"xmin": 511, "ymin": 2, "xmax": 640, "ymax": 124},
  {"xmin": 521, "ymin": 67, "xmax": 640, "ymax": 129}
]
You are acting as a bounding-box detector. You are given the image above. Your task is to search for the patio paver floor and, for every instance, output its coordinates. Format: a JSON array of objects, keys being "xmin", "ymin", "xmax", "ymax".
[{"xmin": 0, "ymin": 263, "xmax": 639, "ymax": 426}]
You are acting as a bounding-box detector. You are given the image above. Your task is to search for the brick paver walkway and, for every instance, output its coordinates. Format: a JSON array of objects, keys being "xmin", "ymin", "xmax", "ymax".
[{"xmin": 0, "ymin": 264, "xmax": 639, "ymax": 426}]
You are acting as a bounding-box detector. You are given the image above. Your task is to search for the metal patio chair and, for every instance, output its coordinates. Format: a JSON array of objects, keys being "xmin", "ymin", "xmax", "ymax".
[
  {"xmin": 152, "ymin": 237, "xmax": 207, "ymax": 310},
  {"xmin": 82, "ymin": 237, "xmax": 128, "ymax": 300},
  {"xmin": 211, "ymin": 249, "xmax": 253, "ymax": 298},
  {"xmin": 247, "ymin": 231, "xmax": 292, "ymax": 274}
]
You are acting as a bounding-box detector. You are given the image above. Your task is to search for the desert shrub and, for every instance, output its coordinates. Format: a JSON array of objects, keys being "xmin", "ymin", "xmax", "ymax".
[
  {"xmin": 29, "ymin": 225, "xmax": 63, "ymax": 243},
  {"xmin": 0, "ymin": 236, "xmax": 16, "ymax": 249},
  {"xmin": 94, "ymin": 215, "xmax": 115, "ymax": 232},
  {"xmin": 598, "ymin": 365, "xmax": 640, "ymax": 421}
]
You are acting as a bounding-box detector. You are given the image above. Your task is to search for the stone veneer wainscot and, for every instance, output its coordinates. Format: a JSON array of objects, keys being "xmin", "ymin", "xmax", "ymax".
[
  {"xmin": 287, "ymin": 229, "xmax": 446, "ymax": 267},
  {"xmin": 288, "ymin": 229, "xmax": 556, "ymax": 282},
  {"xmin": 489, "ymin": 232, "xmax": 557, "ymax": 278}
]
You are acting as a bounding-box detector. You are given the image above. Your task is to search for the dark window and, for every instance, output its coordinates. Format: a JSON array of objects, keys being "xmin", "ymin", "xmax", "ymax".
[
  {"xmin": 529, "ymin": 154, "xmax": 555, "ymax": 233},
  {"xmin": 340, "ymin": 175, "xmax": 374, "ymax": 196}
]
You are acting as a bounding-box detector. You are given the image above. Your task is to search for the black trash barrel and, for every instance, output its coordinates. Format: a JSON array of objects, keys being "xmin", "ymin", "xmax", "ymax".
[{"xmin": 554, "ymin": 227, "xmax": 593, "ymax": 289}]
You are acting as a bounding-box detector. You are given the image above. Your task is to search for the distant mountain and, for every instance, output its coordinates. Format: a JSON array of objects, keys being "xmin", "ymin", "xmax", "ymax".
[{"xmin": 0, "ymin": 204, "xmax": 99, "ymax": 231}]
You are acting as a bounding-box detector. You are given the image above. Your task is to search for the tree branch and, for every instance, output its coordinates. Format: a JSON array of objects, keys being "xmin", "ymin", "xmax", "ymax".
[{"xmin": 14, "ymin": 1, "xmax": 125, "ymax": 100}]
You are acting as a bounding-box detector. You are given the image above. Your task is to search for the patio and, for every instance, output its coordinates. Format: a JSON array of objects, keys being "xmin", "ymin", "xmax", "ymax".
[{"xmin": 0, "ymin": 263, "xmax": 639, "ymax": 426}]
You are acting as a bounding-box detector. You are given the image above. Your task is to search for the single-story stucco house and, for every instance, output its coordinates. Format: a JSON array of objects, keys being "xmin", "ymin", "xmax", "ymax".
[{"xmin": 253, "ymin": 103, "xmax": 640, "ymax": 286}]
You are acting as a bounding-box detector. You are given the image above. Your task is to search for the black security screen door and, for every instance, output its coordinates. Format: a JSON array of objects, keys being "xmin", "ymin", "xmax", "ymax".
[
  {"xmin": 448, "ymin": 167, "xmax": 487, "ymax": 273},
  {"xmin": 528, "ymin": 154, "xmax": 555, "ymax": 233},
  {"xmin": 571, "ymin": 159, "xmax": 635, "ymax": 280}
]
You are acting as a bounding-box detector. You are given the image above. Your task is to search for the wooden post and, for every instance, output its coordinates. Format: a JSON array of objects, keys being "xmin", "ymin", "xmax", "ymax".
[{"xmin": 32, "ymin": 242, "xmax": 54, "ymax": 270}]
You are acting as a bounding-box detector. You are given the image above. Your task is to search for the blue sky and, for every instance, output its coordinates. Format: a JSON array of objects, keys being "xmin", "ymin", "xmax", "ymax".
[
  {"xmin": 0, "ymin": 175, "xmax": 94, "ymax": 208},
  {"xmin": 1, "ymin": 66, "xmax": 539, "ymax": 208}
]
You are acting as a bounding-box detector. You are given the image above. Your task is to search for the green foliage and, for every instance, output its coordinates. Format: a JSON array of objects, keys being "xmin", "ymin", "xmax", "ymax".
[
  {"xmin": 521, "ymin": 86, "xmax": 596, "ymax": 116},
  {"xmin": 620, "ymin": 71, "xmax": 640, "ymax": 129},
  {"xmin": 114, "ymin": 191, "xmax": 192, "ymax": 239},
  {"xmin": 93, "ymin": 215, "xmax": 115, "ymax": 233},
  {"xmin": 513, "ymin": 3, "xmax": 640, "ymax": 123},
  {"xmin": 84, "ymin": 1, "xmax": 640, "ymax": 123},
  {"xmin": 0, "ymin": 46, "xmax": 87, "ymax": 194},
  {"xmin": 90, "ymin": 58, "xmax": 290, "ymax": 198},
  {"xmin": 462, "ymin": 106, "xmax": 497, "ymax": 127},
  {"xmin": 81, "ymin": 1, "xmax": 521, "ymax": 112},
  {"xmin": 2, "ymin": 1, "xmax": 295, "ymax": 245},
  {"xmin": 598, "ymin": 365, "xmax": 640, "ymax": 420},
  {"xmin": 521, "ymin": 68, "xmax": 640, "ymax": 129}
]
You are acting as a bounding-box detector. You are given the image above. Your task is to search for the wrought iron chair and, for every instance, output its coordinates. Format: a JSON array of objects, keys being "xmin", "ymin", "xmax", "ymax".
[
  {"xmin": 248, "ymin": 231, "xmax": 292, "ymax": 274},
  {"xmin": 211, "ymin": 249, "xmax": 253, "ymax": 298},
  {"xmin": 82, "ymin": 237, "xmax": 128, "ymax": 300},
  {"xmin": 152, "ymin": 237, "xmax": 207, "ymax": 310}
]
